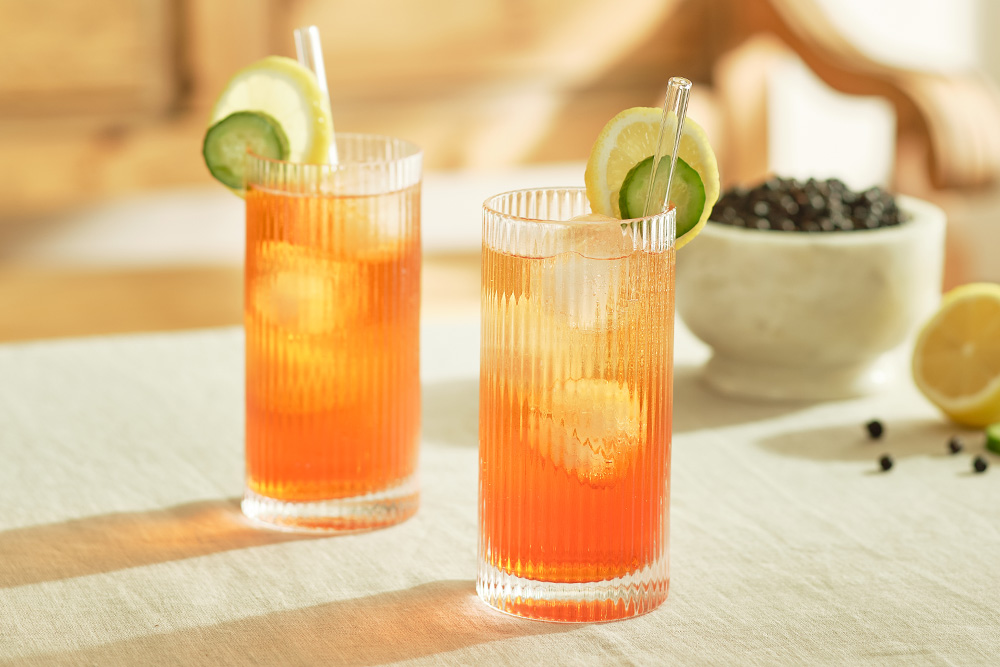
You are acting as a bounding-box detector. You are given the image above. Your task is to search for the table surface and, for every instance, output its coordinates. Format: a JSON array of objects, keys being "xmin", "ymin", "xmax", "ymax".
[{"xmin": 1, "ymin": 316, "xmax": 998, "ymax": 666}]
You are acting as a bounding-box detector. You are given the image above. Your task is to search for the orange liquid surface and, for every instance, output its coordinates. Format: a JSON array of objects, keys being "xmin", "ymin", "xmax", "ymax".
[
  {"xmin": 480, "ymin": 244, "xmax": 674, "ymax": 584},
  {"xmin": 245, "ymin": 185, "xmax": 420, "ymax": 502}
]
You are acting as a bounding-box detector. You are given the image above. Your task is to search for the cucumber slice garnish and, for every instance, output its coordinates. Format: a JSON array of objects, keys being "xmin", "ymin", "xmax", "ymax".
[
  {"xmin": 202, "ymin": 111, "xmax": 290, "ymax": 190},
  {"xmin": 987, "ymin": 422, "xmax": 1000, "ymax": 456},
  {"xmin": 618, "ymin": 155, "xmax": 706, "ymax": 237}
]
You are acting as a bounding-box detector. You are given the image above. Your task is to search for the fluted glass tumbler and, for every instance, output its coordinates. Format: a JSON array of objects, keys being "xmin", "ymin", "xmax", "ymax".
[
  {"xmin": 242, "ymin": 134, "xmax": 422, "ymax": 532},
  {"xmin": 478, "ymin": 188, "xmax": 676, "ymax": 622}
]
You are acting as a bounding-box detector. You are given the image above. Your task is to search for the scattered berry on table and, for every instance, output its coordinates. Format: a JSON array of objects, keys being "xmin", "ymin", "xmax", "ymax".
[
  {"xmin": 879, "ymin": 455, "xmax": 893, "ymax": 471},
  {"xmin": 866, "ymin": 420, "xmax": 885, "ymax": 440},
  {"xmin": 973, "ymin": 456, "xmax": 989, "ymax": 473},
  {"xmin": 947, "ymin": 437, "xmax": 964, "ymax": 454}
]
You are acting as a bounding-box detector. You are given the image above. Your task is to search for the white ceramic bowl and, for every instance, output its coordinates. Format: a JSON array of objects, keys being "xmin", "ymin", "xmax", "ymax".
[{"xmin": 676, "ymin": 195, "xmax": 946, "ymax": 401}]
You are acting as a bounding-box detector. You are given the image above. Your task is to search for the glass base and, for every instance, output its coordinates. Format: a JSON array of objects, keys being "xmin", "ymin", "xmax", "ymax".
[
  {"xmin": 476, "ymin": 558, "xmax": 669, "ymax": 623},
  {"xmin": 241, "ymin": 476, "xmax": 419, "ymax": 533}
]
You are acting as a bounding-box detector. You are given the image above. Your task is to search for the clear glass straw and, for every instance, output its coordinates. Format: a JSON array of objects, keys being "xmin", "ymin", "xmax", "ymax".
[
  {"xmin": 643, "ymin": 77, "xmax": 692, "ymax": 216},
  {"xmin": 294, "ymin": 25, "xmax": 339, "ymax": 165}
]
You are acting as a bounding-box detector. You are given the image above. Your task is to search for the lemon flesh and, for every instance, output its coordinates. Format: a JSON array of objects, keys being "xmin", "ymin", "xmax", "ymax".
[
  {"xmin": 584, "ymin": 107, "xmax": 719, "ymax": 249},
  {"xmin": 912, "ymin": 282, "xmax": 1000, "ymax": 427},
  {"xmin": 209, "ymin": 55, "xmax": 333, "ymax": 165}
]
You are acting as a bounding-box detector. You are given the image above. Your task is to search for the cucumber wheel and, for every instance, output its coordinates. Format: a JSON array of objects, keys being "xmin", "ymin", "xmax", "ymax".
[
  {"xmin": 202, "ymin": 111, "xmax": 289, "ymax": 190},
  {"xmin": 618, "ymin": 155, "xmax": 706, "ymax": 238}
]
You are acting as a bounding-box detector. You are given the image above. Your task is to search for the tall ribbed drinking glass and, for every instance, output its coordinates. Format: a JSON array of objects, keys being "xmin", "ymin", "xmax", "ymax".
[
  {"xmin": 478, "ymin": 188, "xmax": 676, "ymax": 621},
  {"xmin": 242, "ymin": 134, "xmax": 422, "ymax": 532}
]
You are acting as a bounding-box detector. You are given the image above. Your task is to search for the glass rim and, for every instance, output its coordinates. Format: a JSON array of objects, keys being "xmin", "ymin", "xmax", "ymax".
[
  {"xmin": 245, "ymin": 132, "xmax": 422, "ymax": 170},
  {"xmin": 482, "ymin": 186, "xmax": 676, "ymax": 228}
]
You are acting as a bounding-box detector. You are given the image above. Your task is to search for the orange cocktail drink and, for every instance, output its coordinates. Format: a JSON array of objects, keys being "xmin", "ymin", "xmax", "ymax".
[
  {"xmin": 242, "ymin": 134, "xmax": 422, "ymax": 532},
  {"xmin": 478, "ymin": 188, "xmax": 676, "ymax": 622}
]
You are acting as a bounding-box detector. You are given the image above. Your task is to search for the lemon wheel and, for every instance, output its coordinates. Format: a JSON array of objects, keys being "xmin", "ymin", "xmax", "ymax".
[
  {"xmin": 912, "ymin": 282, "xmax": 1000, "ymax": 427},
  {"xmin": 584, "ymin": 107, "xmax": 719, "ymax": 248},
  {"xmin": 209, "ymin": 56, "xmax": 333, "ymax": 164}
]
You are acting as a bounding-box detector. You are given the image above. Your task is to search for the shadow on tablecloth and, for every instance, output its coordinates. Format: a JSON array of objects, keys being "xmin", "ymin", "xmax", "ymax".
[
  {"xmin": 756, "ymin": 417, "xmax": 984, "ymax": 462},
  {"xmin": 20, "ymin": 579, "xmax": 572, "ymax": 665},
  {"xmin": 671, "ymin": 364, "xmax": 813, "ymax": 434},
  {"xmin": 420, "ymin": 366, "xmax": 814, "ymax": 444},
  {"xmin": 0, "ymin": 498, "xmax": 316, "ymax": 588}
]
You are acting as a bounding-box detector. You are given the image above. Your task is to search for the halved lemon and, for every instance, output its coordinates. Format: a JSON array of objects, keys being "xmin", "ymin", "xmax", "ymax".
[
  {"xmin": 584, "ymin": 107, "xmax": 719, "ymax": 249},
  {"xmin": 912, "ymin": 282, "xmax": 1000, "ymax": 427},
  {"xmin": 209, "ymin": 55, "xmax": 333, "ymax": 166}
]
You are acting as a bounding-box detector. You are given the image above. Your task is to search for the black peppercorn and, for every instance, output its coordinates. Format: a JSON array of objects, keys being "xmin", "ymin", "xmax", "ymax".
[
  {"xmin": 709, "ymin": 178, "xmax": 909, "ymax": 232},
  {"xmin": 866, "ymin": 420, "xmax": 884, "ymax": 440}
]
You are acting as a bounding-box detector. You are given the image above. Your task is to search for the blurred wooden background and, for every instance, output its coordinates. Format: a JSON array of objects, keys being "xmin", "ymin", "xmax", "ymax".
[
  {"xmin": 4, "ymin": 0, "xmax": 1000, "ymax": 218},
  {"xmin": 0, "ymin": 0, "xmax": 721, "ymax": 220},
  {"xmin": 2, "ymin": 0, "xmax": 1000, "ymax": 341}
]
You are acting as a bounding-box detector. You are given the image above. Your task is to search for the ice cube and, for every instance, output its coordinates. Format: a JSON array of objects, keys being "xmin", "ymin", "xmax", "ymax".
[
  {"xmin": 250, "ymin": 241, "xmax": 365, "ymax": 334},
  {"xmin": 567, "ymin": 213, "xmax": 634, "ymax": 259},
  {"xmin": 529, "ymin": 252, "xmax": 626, "ymax": 330},
  {"xmin": 324, "ymin": 190, "xmax": 413, "ymax": 261},
  {"xmin": 246, "ymin": 241, "xmax": 387, "ymax": 414},
  {"xmin": 525, "ymin": 216, "xmax": 637, "ymax": 330},
  {"xmin": 530, "ymin": 378, "xmax": 644, "ymax": 484}
]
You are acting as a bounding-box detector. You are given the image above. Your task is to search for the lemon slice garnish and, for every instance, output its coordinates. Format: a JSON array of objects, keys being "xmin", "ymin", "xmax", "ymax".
[
  {"xmin": 584, "ymin": 107, "xmax": 719, "ymax": 248},
  {"xmin": 209, "ymin": 55, "xmax": 333, "ymax": 165}
]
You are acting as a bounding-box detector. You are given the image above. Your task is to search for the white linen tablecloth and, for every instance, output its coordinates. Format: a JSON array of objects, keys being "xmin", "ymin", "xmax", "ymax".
[{"xmin": 1, "ymin": 317, "xmax": 998, "ymax": 665}]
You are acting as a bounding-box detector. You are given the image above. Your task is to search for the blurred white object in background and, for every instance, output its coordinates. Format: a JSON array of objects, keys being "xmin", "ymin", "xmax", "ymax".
[
  {"xmin": 812, "ymin": 0, "xmax": 978, "ymax": 74},
  {"xmin": 0, "ymin": 163, "xmax": 587, "ymax": 267},
  {"xmin": 767, "ymin": 56, "xmax": 896, "ymax": 190}
]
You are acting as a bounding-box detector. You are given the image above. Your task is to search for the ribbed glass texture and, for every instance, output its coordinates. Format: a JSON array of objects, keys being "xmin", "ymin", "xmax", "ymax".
[
  {"xmin": 242, "ymin": 134, "xmax": 422, "ymax": 532},
  {"xmin": 478, "ymin": 188, "xmax": 676, "ymax": 621}
]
